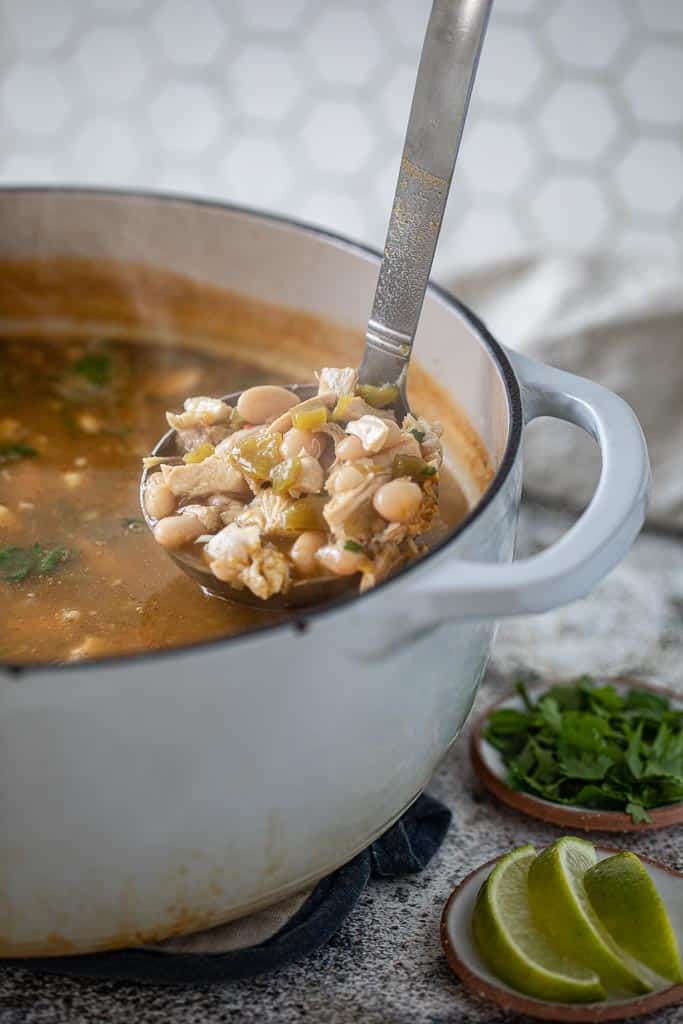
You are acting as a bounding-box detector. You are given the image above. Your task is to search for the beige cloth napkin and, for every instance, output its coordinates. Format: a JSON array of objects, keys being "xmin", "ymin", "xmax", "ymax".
[
  {"xmin": 451, "ymin": 254, "xmax": 683, "ymax": 531},
  {"xmin": 148, "ymin": 888, "xmax": 313, "ymax": 955}
]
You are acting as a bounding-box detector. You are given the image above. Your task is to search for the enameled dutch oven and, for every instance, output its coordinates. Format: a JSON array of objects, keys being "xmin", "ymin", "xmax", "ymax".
[{"xmin": 0, "ymin": 190, "xmax": 650, "ymax": 956}]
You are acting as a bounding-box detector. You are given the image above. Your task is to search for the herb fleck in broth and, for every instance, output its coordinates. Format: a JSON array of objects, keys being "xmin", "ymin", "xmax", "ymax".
[
  {"xmin": 0, "ymin": 336, "xmax": 283, "ymax": 663},
  {"xmin": 0, "ymin": 336, "xmax": 470, "ymax": 664}
]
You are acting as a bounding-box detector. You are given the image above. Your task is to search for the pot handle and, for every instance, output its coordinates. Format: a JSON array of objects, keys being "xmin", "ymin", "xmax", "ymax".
[{"xmin": 405, "ymin": 350, "xmax": 650, "ymax": 624}]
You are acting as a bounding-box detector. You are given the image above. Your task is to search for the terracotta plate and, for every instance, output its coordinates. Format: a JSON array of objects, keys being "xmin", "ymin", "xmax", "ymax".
[
  {"xmin": 441, "ymin": 847, "xmax": 683, "ymax": 1022},
  {"xmin": 471, "ymin": 679, "xmax": 683, "ymax": 832}
]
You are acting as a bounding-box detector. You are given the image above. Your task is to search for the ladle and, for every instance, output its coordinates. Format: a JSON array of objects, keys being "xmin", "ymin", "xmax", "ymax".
[{"xmin": 141, "ymin": 0, "xmax": 493, "ymax": 608}]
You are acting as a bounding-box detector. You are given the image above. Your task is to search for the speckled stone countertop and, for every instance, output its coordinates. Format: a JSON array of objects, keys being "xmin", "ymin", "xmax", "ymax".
[{"xmin": 2, "ymin": 502, "xmax": 682, "ymax": 1024}]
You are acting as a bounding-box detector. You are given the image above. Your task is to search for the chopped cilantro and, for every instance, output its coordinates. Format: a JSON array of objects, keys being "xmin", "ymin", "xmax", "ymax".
[
  {"xmin": 422, "ymin": 465, "xmax": 437, "ymax": 476},
  {"xmin": 0, "ymin": 545, "xmax": 39, "ymax": 582},
  {"xmin": 344, "ymin": 539, "xmax": 364, "ymax": 554},
  {"xmin": 409, "ymin": 428, "xmax": 426, "ymax": 443},
  {"xmin": 0, "ymin": 544, "xmax": 72, "ymax": 583},
  {"xmin": 72, "ymin": 352, "xmax": 111, "ymax": 388},
  {"xmin": 483, "ymin": 677, "xmax": 683, "ymax": 824},
  {"xmin": 37, "ymin": 545, "xmax": 71, "ymax": 574},
  {"xmin": 0, "ymin": 442, "xmax": 38, "ymax": 463}
]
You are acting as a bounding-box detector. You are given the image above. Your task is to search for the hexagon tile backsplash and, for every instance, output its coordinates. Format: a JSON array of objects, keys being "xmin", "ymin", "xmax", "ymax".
[{"xmin": 0, "ymin": 0, "xmax": 682, "ymax": 276}]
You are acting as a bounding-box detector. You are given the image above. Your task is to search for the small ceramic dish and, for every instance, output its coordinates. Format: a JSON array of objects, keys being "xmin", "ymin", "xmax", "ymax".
[
  {"xmin": 471, "ymin": 679, "xmax": 683, "ymax": 832},
  {"xmin": 441, "ymin": 847, "xmax": 683, "ymax": 1022}
]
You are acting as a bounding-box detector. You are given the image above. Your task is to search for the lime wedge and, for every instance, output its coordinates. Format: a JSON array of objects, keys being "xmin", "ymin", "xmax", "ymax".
[
  {"xmin": 585, "ymin": 852, "xmax": 683, "ymax": 985},
  {"xmin": 528, "ymin": 837, "xmax": 652, "ymax": 996},
  {"xmin": 472, "ymin": 844, "xmax": 605, "ymax": 1003}
]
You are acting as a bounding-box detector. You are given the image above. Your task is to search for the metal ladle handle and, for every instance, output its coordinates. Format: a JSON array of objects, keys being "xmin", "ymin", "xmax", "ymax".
[{"xmin": 359, "ymin": 0, "xmax": 493, "ymax": 389}]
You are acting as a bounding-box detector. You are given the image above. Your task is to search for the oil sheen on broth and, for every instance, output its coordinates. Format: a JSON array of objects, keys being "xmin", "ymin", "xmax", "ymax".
[{"xmin": 0, "ymin": 336, "xmax": 469, "ymax": 664}]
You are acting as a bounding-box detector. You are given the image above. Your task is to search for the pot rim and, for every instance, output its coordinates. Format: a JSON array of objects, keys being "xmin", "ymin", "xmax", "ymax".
[{"xmin": 0, "ymin": 185, "xmax": 523, "ymax": 675}]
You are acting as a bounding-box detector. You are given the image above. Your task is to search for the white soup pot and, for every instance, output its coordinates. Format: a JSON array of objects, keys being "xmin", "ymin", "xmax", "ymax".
[{"xmin": 0, "ymin": 190, "xmax": 649, "ymax": 955}]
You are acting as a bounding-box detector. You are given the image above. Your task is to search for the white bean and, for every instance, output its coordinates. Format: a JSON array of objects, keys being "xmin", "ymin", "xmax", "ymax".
[
  {"xmin": 62, "ymin": 471, "xmax": 84, "ymax": 490},
  {"xmin": 153, "ymin": 513, "xmax": 204, "ymax": 549},
  {"xmin": 290, "ymin": 531, "xmax": 327, "ymax": 576},
  {"xmin": 316, "ymin": 544, "xmax": 365, "ymax": 576},
  {"xmin": 372, "ymin": 479, "xmax": 422, "ymax": 523},
  {"xmin": 144, "ymin": 475, "xmax": 176, "ymax": 520},
  {"xmin": 331, "ymin": 464, "xmax": 364, "ymax": 493},
  {"xmin": 280, "ymin": 428, "xmax": 321, "ymax": 460},
  {"xmin": 336, "ymin": 435, "xmax": 366, "ymax": 461},
  {"xmin": 207, "ymin": 493, "xmax": 245, "ymax": 511},
  {"xmin": 236, "ymin": 386, "xmax": 298, "ymax": 424}
]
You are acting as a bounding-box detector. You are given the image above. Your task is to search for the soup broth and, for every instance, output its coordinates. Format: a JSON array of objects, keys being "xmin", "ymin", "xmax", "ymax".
[{"xmin": 0, "ymin": 334, "xmax": 472, "ymax": 664}]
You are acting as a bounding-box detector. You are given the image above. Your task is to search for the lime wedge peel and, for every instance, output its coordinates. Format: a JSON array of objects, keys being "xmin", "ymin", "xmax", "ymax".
[
  {"xmin": 472, "ymin": 844, "xmax": 605, "ymax": 1004},
  {"xmin": 585, "ymin": 851, "xmax": 683, "ymax": 986},
  {"xmin": 527, "ymin": 837, "xmax": 652, "ymax": 997}
]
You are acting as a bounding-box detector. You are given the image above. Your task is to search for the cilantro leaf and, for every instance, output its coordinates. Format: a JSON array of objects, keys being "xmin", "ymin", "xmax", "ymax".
[
  {"xmin": 536, "ymin": 696, "xmax": 563, "ymax": 733},
  {"xmin": 0, "ymin": 442, "xmax": 38, "ymax": 463},
  {"xmin": 55, "ymin": 343, "xmax": 122, "ymax": 405},
  {"xmin": 343, "ymin": 539, "xmax": 364, "ymax": 554},
  {"xmin": 0, "ymin": 544, "xmax": 40, "ymax": 581},
  {"xmin": 485, "ymin": 708, "xmax": 530, "ymax": 736},
  {"xmin": 515, "ymin": 679, "xmax": 534, "ymax": 712},
  {"xmin": 483, "ymin": 676, "xmax": 683, "ymax": 823},
  {"xmin": 0, "ymin": 544, "xmax": 72, "ymax": 582},
  {"xmin": 644, "ymin": 723, "xmax": 683, "ymax": 777},
  {"xmin": 559, "ymin": 751, "xmax": 614, "ymax": 781},
  {"xmin": 37, "ymin": 545, "xmax": 71, "ymax": 574},
  {"xmin": 625, "ymin": 723, "xmax": 644, "ymax": 779},
  {"xmin": 625, "ymin": 802, "xmax": 651, "ymax": 825},
  {"xmin": 72, "ymin": 352, "xmax": 111, "ymax": 388}
]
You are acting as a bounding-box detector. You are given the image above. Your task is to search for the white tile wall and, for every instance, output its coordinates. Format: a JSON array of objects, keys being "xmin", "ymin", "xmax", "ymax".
[{"xmin": 0, "ymin": 0, "xmax": 681, "ymax": 275}]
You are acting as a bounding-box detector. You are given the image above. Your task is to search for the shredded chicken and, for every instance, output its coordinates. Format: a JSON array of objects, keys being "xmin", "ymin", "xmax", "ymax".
[
  {"xmin": 370, "ymin": 432, "xmax": 422, "ymax": 470},
  {"xmin": 241, "ymin": 546, "xmax": 291, "ymax": 600},
  {"xmin": 407, "ymin": 475, "xmax": 441, "ymax": 536},
  {"xmin": 236, "ymin": 491, "xmax": 292, "ymax": 535},
  {"xmin": 166, "ymin": 396, "xmax": 232, "ymax": 432},
  {"xmin": 220, "ymin": 501, "xmax": 247, "ymax": 526},
  {"xmin": 145, "ymin": 367, "xmax": 446, "ymax": 599},
  {"xmin": 403, "ymin": 413, "xmax": 444, "ymax": 467},
  {"xmin": 176, "ymin": 424, "xmax": 232, "ymax": 452},
  {"xmin": 317, "ymin": 421, "xmax": 346, "ymax": 450},
  {"xmin": 205, "ymin": 523, "xmax": 290, "ymax": 599},
  {"xmin": 177, "ymin": 503, "xmax": 223, "ymax": 532},
  {"xmin": 161, "ymin": 456, "xmax": 246, "ymax": 498},
  {"xmin": 323, "ymin": 473, "xmax": 389, "ymax": 540},
  {"xmin": 290, "ymin": 455, "xmax": 324, "ymax": 496},
  {"xmin": 344, "ymin": 396, "xmax": 396, "ymax": 422},
  {"xmin": 360, "ymin": 541, "xmax": 405, "ymax": 591},
  {"xmin": 316, "ymin": 366, "xmax": 358, "ymax": 397}
]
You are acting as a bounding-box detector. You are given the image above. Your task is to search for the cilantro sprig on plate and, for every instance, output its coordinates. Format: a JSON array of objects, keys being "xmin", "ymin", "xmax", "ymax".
[{"xmin": 484, "ymin": 678, "xmax": 683, "ymax": 824}]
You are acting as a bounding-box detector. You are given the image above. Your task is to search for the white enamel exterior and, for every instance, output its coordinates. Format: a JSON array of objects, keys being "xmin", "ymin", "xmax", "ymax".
[{"xmin": 0, "ymin": 191, "xmax": 649, "ymax": 956}]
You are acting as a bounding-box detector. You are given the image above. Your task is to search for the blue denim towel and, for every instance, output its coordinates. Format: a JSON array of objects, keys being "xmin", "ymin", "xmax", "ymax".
[{"xmin": 9, "ymin": 793, "xmax": 450, "ymax": 986}]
